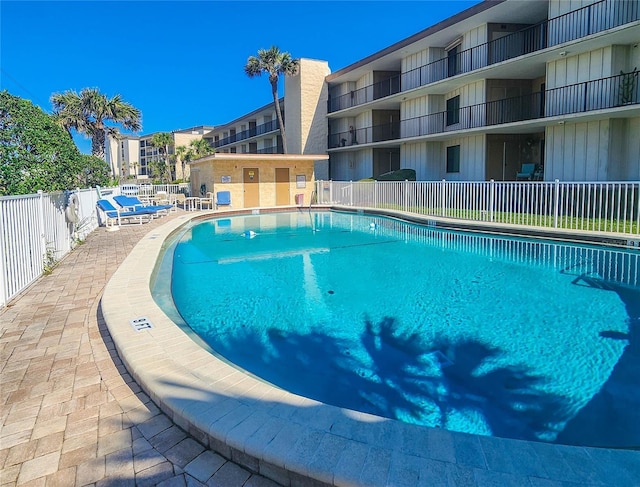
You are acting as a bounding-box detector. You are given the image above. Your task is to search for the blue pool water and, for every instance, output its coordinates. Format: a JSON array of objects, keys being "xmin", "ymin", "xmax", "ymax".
[{"xmin": 156, "ymin": 211, "xmax": 640, "ymax": 447}]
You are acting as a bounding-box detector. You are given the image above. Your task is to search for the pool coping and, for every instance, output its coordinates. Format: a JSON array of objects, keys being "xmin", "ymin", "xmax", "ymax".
[{"xmin": 101, "ymin": 206, "xmax": 640, "ymax": 487}]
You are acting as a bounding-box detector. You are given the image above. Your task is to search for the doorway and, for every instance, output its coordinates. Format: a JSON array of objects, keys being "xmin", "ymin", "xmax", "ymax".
[
  {"xmin": 275, "ymin": 168, "xmax": 290, "ymax": 205},
  {"xmin": 243, "ymin": 168, "xmax": 260, "ymax": 207}
]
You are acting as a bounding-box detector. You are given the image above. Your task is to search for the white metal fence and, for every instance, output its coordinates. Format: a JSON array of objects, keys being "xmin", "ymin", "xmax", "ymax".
[
  {"xmin": 0, "ymin": 187, "xmax": 101, "ymax": 308},
  {"xmin": 315, "ymin": 180, "xmax": 640, "ymax": 237},
  {"xmin": 0, "ymin": 183, "xmax": 190, "ymax": 308}
]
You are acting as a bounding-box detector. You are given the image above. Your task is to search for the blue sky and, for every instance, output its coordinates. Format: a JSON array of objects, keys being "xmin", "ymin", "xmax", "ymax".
[{"xmin": 1, "ymin": 1, "xmax": 481, "ymax": 154}]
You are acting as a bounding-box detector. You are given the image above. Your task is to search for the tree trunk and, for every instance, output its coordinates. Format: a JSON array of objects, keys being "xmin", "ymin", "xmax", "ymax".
[
  {"xmin": 271, "ymin": 78, "xmax": 288, "ymax": 154},
  {"xmin": 92, "ymin": 124, "xmax": 106, "ymax": 159}
]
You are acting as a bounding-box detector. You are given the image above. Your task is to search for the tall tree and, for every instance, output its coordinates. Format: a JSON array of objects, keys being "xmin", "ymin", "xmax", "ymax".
[
  {"xmin": 50, "ymin": 88, "xmax": 141, "ymax": 159},
  {"xmin": 189, "ymin": 138, "xmax": 215, "ymax": 158},
  {"xmin": 151, "ymin": 132, "xmax": 174, "ymax": 181},
  {"xmin": 244, "ymin": 46, "xmax": 299, "ymax": 154},
  {"xmin": 0, "ymin": 91, "xmax": 84, "ymax": 195},
  {"xmin": 174, "ymin": 145, "xmax": 190, "ymax": 180}
]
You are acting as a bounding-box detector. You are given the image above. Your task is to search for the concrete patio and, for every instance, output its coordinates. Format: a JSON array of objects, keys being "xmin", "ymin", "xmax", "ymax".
[{"xmin": 0, "ymin": 210, "xmax": 278, "ymax": 486}]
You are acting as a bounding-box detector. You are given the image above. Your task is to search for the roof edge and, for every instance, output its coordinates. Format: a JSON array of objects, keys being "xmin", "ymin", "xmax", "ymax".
[{"xmin": 326, "ymin": 0, "xmax": 505, "ymax": 82}]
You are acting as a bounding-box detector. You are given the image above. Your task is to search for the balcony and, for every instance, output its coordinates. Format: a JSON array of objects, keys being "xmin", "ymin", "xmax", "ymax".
[
  {"xmin": 327, "ymin": 0, "xmax": 639, "ymax": 113},
  {"xmin": 328, "ymin": 76, "xmax": 401, "ymax": 113},
  {"xmin": 403, "ymin": 0, "xmax": 638, "ymax": 91},
  {"xmin": 328, "ymin": 121, "xmax": 401, "ymax": 149},
  {"xmin": 213, "ymin": 119, "xmax": 280, "ymax": 148},
  {"xmin": 329, "ymin": 71, "xmax": 639, "ymax": 148}
]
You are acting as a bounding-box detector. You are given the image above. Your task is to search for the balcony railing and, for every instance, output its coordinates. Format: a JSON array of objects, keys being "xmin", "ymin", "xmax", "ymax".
[
  {"xmin": 255, "ymin": 146, "xmax": 284, "ymax": 154},
  {"xmin": 328, "ymin": 75, "xmax": 402, "ymax": 112},
  {"xmin": 546, "ymin": 69, "xmax": 640, "ymax": 116},
  {"xmin": 213, "ymin": 119, "xmax": 280, "ymax": 148},
  {"xmin": 328, "ymin": 0, "xmax": 639, "ymax": 113},
  {"xmin": 328, "ymin": 121, "xmax": 401, "ymax": 148},
  {"xmin": 330, "ymin": 71, "xmax": 639, "ymax": 148},
  {"xmin": 403, "ymin": 0, "xmax": 638, "ymax": 91}
]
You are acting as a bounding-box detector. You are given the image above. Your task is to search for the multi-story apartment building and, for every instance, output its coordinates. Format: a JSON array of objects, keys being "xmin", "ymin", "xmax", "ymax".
[
  {"xmin": 326, "ymin": 0, "xmax": 640, "ymax": 182},
  {"xmin": 106, "ymin": 125, "xmax": 214, "ymax": 181},
  {"xmin": 105, "ymin": 136, "xmax": 140, "ymax": 180},
  {"xmin": 205, "ymin": 102, "xmax": 284, "ymax": 155}
]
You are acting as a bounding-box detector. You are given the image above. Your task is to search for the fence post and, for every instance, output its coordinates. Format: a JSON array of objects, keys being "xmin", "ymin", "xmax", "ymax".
[
  {"xmin": 349, "ymin": 181, "xmax": 353, "ymax": 206},
  {"xmin": 404, "ymin": 180, "xmax": 409, "ymax": 212},
  {"xmin": 0, "ymin": 200, "xmax": 7, "ymax": 307},
  {"xmin": 329, "ymin": 180, "xmax": 333, "ymax": 204},
  {"xmin": 441, "ymin": 179, "xmax": 446, "ymax": 217},
  {"xmin": 489, "ymin": 179, "xmax": 495, "ymax": 222},
  {"xmin": 38, "ymin": 190, "xmax": 46, "ymax": 273},
  {"xmin": 374, "ymin": 180, "xmax": 378, "ymax": 209},
  {"xmin": 554, "ymin": 179, "xmax": 560, "ymax": 228}
]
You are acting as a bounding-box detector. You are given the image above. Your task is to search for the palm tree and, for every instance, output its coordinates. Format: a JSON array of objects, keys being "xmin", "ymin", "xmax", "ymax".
[
  {"xmin": 151, "ymin": 132, "xmax": 174, "ymax": 180},
  {"xmin": 189, "ymin": 138, "xmax": 215, "ymax": 158},
  {"xmin": 175, "ymin": 145, "xmax": 196, "ymax": 180},
  {"xmin": 244, "ymin": 46, "xmax": 299, "ymax": 154},
  {"xmin": 51, "ymin": 88, "xmax": 141, "ymax": 159}
]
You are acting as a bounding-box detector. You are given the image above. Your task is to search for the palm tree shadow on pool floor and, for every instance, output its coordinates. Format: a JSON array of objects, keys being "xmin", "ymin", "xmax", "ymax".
[
  {"xmin": 557, "ymin": 280, "xmax": 640, "ymax": 448},
  {"xmin": 213, "ymin": 316, "xmax": 574, "ymax": 443}
]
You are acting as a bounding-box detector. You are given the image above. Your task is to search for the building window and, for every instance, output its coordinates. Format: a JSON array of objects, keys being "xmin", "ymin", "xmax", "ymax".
[
  {"xmin": 446, "ymin": 145, "xmax": 460, "ymax": 173},
  {"xmin": 446, "ymin": 96, "xmax": 460, "ymax": 126}
]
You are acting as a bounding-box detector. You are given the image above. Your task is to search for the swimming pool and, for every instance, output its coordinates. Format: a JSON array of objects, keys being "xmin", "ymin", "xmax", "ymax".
[{"xmin": 155, "ymin": 211, "xmax": 640, "ymax": 448}]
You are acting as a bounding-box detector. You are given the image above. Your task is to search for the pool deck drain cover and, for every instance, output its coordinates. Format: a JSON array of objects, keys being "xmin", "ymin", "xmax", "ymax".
[{"xmin": 130, "ymin": 316, "xmax": 154, "ymax": 331}]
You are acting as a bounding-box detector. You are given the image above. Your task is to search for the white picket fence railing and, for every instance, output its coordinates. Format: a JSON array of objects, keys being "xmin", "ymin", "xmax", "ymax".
[
  {"xmin": 315, "ymin": 179, "xmax": 640, "ymax": 237},
  {"xmin": 0, "ymin": 187, "xmax": 101, "ymax": 308},
  {"xmin": 0, "ymin": 183, "xmax": 191, "ymax": 308}
]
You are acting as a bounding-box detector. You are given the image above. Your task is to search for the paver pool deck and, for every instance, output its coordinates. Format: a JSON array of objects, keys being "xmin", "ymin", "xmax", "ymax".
[
  {"xmin": 0, "ymin": 210, "xmax": 278, "ymax": 486},
  {"xmin": 2, "ymin": 207, "xmax": 639, "ymax": 486}
]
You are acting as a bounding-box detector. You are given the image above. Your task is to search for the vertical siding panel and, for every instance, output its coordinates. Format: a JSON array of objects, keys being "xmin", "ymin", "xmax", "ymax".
[
  {"xmin": 590, "ymin": 49, "xmax": 603, "ymax": 79},
  {"xmin": 567, "ymin": 56, "xmax": 578, "ymax": 84},
  {"xmin": 553, "ymin": 126, "xmax": 564, "ymax": 180},
  {"xmin": 586, "ymin": 121, "xmax": 600, "ymax": 180},
  {"xmin": 547, "ymin": 62, "xmax": 557, "ymax": 89},
  {"xmin": 575, "ymin": 124, "xmax": 587, "ymax": 180},
  {"xmin": 602, "ymin": 45, "xmax": 613, "ymax": 76},
  {"xmin": 598, "ymin": 120, "xmax": 610, "ymax": 181},
  {"xmin": 577, "ymin": 52, "xmax": 590, "ymax": 82}
]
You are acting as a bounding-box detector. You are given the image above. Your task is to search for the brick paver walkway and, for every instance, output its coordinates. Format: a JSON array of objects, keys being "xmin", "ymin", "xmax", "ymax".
[{"xmin": 0, "ymin": 212, "xmax": 279, "ymax": 486}]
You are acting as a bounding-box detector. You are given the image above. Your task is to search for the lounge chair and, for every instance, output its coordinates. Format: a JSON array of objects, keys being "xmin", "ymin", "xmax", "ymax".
[
  {"xmin": 516, "ymin": 163, "xmax": 537, "ymax": 181},
  {"xmin": 216, "ymin": 191, "xmax": 231, "ymax": 209},
  {"xmin": 96, "ymin": 199, "xmax": 155, "ymax": 228},
  {"xmin": 113, "ymin": 195, "xmax": 173, "ymax": 216}
]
